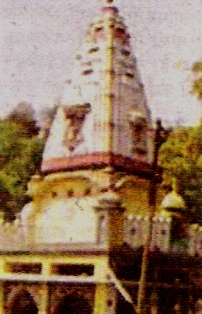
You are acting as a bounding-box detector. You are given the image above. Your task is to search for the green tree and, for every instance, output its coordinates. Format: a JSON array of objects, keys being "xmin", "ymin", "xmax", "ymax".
[
  {"xmin": 192, "ymin": 61, "xmax": 202, "ymax": 100},
  {"xmin": 158, "ymin": 125, "xmax": 202, "ymax": 223},
  {"xmin": 0, "ymin": 119, "xmax": 44, "ymax": 220},
  {"xmin": 6, "ymin": 102, "xmax": 39, "ymax": 136}
]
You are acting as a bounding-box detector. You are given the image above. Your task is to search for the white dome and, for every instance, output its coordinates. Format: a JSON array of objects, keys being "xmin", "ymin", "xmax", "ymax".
[{"xmin": 161, "ymin": 191, "xmax": 186, "ymax": 210}]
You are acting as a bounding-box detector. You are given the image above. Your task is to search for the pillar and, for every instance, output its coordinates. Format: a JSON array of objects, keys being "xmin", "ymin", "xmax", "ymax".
[
  {"xmin": 38, "ymin": 260, "xmax": 51, "ymax": 314},
  {"xmin": 94, "ymin": 284, "xmax": 117, "ymax": 314},
  {"xmin": 38, "ymin": 284, "xmax": 49, "ymax": 314}
]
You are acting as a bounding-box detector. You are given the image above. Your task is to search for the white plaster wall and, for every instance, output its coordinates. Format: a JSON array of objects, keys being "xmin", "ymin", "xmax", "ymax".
[
  {"xmin": 37, "ymin": 198, "xmax": 97, "ymax": 244},
  {"xmin": 43, "ymin": 107, "xmax": 68, "ymax": 160}
]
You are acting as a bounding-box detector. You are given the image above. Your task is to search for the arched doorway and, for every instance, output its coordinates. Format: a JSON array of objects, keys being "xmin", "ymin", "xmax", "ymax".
[
  {"xmin": 52, "ymin": 293, "xmax": 92, "ymax": 314},
  {"xmin": 7, "ymin": 287, "xmax": 38, "ymax": 314}
]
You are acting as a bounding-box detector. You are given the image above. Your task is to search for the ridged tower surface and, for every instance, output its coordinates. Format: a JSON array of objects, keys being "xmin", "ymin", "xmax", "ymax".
[{"xmin": 42, "ymin": 1, "xmax": 151, "ymax": 174}]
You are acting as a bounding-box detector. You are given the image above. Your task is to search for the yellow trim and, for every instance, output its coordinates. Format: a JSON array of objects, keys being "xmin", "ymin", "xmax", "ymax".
[
  {"xmin": 0, "ymin": 254, "xmax": 108, "ymax": 264},
  {"xmin": 39, "ymin": 283, "xmax": 48, "ymax": 314},
  {"xmin": 94, "ymin": 284, "xmax": 111, "ymax": 314}
]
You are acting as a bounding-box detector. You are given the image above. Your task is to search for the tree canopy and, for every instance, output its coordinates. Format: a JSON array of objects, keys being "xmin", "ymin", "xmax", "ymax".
[
  {"xmin": 192, "ymin": 61, "xmax": 202, "ymax": 100},
  {"xmin": 6, "ymin": 102, "xmax": 39, "ymax": 137},
  {"xmin": 0, "ymin": 109, "xmax": 44, "ymax": 220},
  {"xmin": 158, "ymin": 125, "xmax": 202, "ymax": 223}
]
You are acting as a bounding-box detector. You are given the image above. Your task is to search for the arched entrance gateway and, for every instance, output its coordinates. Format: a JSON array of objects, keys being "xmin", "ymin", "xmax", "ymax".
[
  {"xmin": 52, "ymin": 293, "xmax": 92, "ymax": 314},
  {"xmin": 6, "ymin": 287, "xmax": 38, "ymax": 314}
]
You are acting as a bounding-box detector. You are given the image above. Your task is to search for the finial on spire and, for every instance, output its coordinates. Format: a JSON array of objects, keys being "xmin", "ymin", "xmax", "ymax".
[
  {"xmin": 105, "ymin": 0, "xmax": 114, "ymax": 5},
  {"xmin": 171, "ymin": 177, "xmax": 177, "ymax": 193}
]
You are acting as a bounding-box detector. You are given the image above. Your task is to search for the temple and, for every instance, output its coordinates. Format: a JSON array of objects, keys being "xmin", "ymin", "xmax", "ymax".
[{"xmin": 0, "ymin": 1, "xmax": 201, "ymax": 313}]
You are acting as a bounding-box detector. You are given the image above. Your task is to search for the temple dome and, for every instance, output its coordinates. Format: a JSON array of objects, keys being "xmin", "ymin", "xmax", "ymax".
[{"xmin": 161, "ymin": 191, "xmax": 186, "ymax": 210}]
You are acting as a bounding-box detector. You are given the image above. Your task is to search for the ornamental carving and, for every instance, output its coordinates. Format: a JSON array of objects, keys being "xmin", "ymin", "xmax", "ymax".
[
  {"xmin": 128, "ymin": 111, "xmax": 147, "ymax": 156},
  {"xmin": 62, "ymin": 103, "xmax": 91, "ymax": 154}
]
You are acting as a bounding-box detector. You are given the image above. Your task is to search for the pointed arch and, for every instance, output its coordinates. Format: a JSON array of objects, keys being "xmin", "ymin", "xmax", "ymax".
[
  {"xmin": 52, "ymin": 292, "xmax": 92, "ymax": 314},
  {"xmin": 6, "ymin": 286, "xmax": 38, "ymax": 314}
]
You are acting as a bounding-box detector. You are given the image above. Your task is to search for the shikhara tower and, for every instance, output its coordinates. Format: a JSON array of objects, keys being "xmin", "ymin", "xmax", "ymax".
[{"xmin": 42, "ymin": 0, "xmax": 151, "ymax": 174}]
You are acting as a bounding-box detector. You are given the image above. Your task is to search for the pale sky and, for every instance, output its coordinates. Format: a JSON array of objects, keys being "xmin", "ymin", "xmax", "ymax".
[{"xmin": 1, "ymin": 0, "xmax": 202, "ymax": 125}]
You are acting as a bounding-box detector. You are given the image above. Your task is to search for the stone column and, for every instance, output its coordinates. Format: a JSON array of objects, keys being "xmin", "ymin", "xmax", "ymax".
[
  {"xmin": 38, "ymin": 261, "xmax": 51, "ymax": 314},
  {"xmin": 94, "ymin": 284, "xmax": 117, "ymax": 314},
  {"xmin": 94, "ymin": 191, "xmax": 125, "ymax": 249},
  {"xmin": 38, "ymin": 284, "xmax": 49, "ymax": 314}
]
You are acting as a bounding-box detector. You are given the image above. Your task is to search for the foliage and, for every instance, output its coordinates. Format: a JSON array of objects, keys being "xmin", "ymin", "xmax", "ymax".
[
  {"xmin": 192, "ymin": 61, "xmax": 202, "ymax": 100},
  {"xmin": 158, "ymin": 125, "xmax": 202, "ymax": 223},
  {"xmin": 0, "ymin": 118, "xmax": 44, "ymax": 220},
  {"xmin": 6, "ymin": 102, "xmax": 39, "ymax": 136}
]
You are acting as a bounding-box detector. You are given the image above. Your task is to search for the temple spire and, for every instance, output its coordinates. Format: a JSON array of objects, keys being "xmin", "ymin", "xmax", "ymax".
[{"xmin": 42, "ymin": 0, "xmax": 151, "ymax": 174}]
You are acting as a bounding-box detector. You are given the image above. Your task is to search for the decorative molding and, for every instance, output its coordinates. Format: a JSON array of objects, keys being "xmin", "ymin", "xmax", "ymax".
[{"xmin": 41, "ymin": 152, "xmax": 152, "ymax": 177}]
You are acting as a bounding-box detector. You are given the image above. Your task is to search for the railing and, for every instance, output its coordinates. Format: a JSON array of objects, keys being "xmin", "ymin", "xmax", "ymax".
[
  {"xmin": 188, "ymin": 224, "xmax": 202, "ymax": 256},
  {"xmin": 124, "ymin": 215, "xmax": 171, "ymax": 252},
  {"xmin": 124, "ymin": 216, "xmax": 202, "ymax": 257},
  {"xmin": 0, "ymin": 219, "xmax": 28, "ymax": 251},
  {"xmin": 0, "ymin": 215, "xmax": 200, "ymax": 256}
]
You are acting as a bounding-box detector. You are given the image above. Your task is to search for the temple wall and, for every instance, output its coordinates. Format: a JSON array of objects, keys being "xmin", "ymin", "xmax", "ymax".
[{"xmin": 0, "ymin": 215, "xmax": 200, "ymax": 256}]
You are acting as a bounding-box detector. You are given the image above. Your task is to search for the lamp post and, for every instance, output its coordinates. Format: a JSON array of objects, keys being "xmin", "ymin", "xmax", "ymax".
[{"xmin": 137, "ymin": 119, "xmax": 167, "ymax": 314}]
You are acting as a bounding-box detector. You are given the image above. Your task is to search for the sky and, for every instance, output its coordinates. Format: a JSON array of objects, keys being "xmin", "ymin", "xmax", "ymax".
[{"xmin": 1, "ymin": 0, "xmax": 202, "ymax": 126}]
